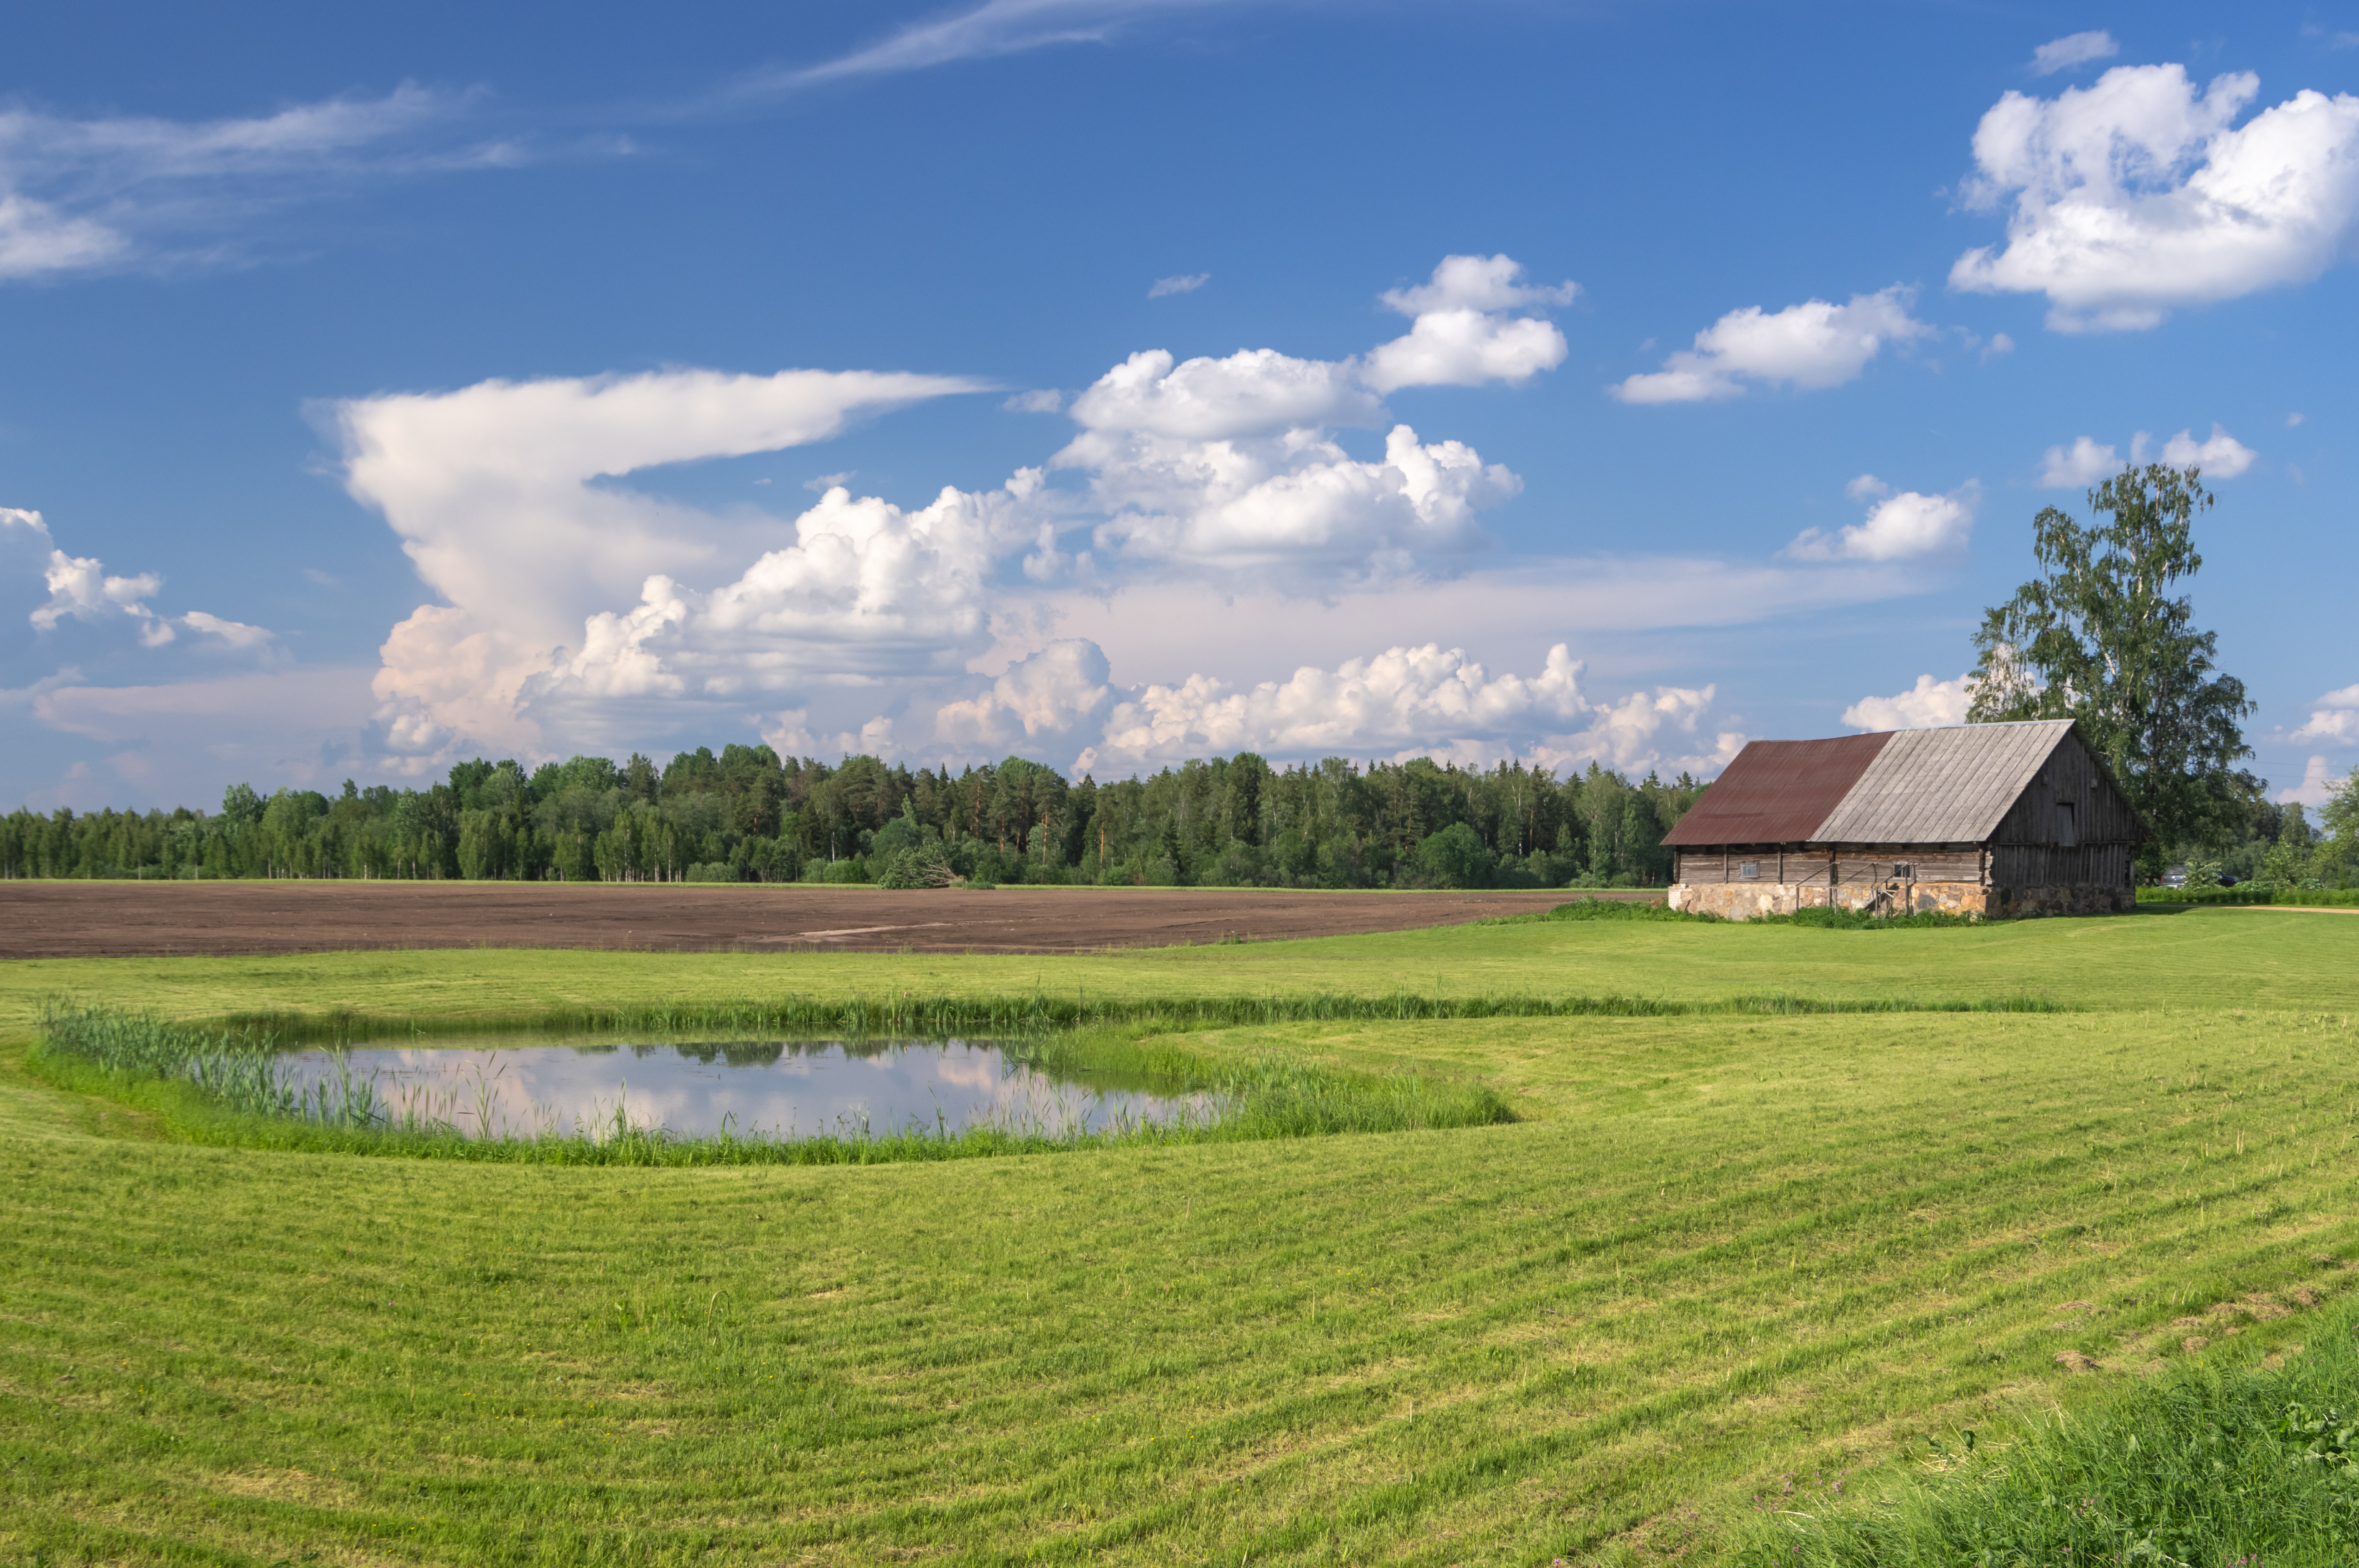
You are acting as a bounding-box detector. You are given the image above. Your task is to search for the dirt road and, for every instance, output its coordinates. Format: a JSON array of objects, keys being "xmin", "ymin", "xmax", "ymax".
[{"xmin": 0, "ymin": 882, "xmax": 1643, "ymax": 958}]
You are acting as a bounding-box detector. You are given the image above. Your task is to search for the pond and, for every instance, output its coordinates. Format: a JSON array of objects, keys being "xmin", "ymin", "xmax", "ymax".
[{"xmin": 276, "ymin": 1037, "xmax": 1214, "ymax": 1142}]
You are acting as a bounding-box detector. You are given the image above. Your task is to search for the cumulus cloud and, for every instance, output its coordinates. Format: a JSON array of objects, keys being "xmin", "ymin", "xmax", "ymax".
[
  {"xmin": 1952, "ymin": 64, "xmax": 2359, "ymax": 330},
  {"xmin": 2030, "ymin": 31, "xmax": 2119, "ymax": 76},
  {"xmin": 2278, "ymin": 755, "xmax": 2349, "ymax": 808},
  {"xmin": 30, "ymin": 547, "xmax": 171, "ymax": 645},
  {"xmin": 1068, "ymin": 347, "xmax": 1381, "ymax": 441},
  {"xmin": 5, "ymin": 504, "xmax": 279, "ymax": 667},
  {"xmin": 935, "ymin": 639, "xmax": 1114, "ymax": 745},
  {"xmin": 1843, "ymin": 673, "xmax": 1973, "ymax": 730},
  {"xmin": 1148, "ymin": 272, "xmax": 1208, "ymax": 298},
  {"xmin": 333, "ymin": 365, "xmax": 987, "ymax": 751},
  {"xmin": 320, "ymin": 257, "xmax": 1583, "ymax": 763},
  {"xmin": 1361, "ymin": 253, "xmax": 1575, "ymax": 392},
  {"xmin": 2154, "ymin": 422, "xmax": 2257, "ymax": 476},
  {"xmin": 1076, "ymin": 423, "xmax": 1517, "ymax": 574},
  {"xmin": 1786, "ymin": 477, "xmax": 1977, "ymax": 562},
  {"xmin": 1053, "ymin": 255, "xmax": 1568, "ymax": 578},
  {"xmin": 2040, "ymin": 424, "xmax": 2256, "ymax": 485},
  {"xmin": 2038, "ymin": 435, "xmax": 2124, "ymax": 487},
  {"xmin": 2293, "ymin": 682, "xmax": 2359, "ymax": 744},
  {"xmin": 1611, "ymin": 286, "xmax": 1932, "ymax": 403},
  {"xmin": 987, "ymin": 638, "xmax": 1743, "ymax": 780}
]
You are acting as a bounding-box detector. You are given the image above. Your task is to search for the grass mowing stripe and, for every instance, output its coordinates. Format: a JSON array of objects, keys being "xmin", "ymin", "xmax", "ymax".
[{"xmin": 7, "ymin": 937, "xmax": 2359, "ymax": 1560}]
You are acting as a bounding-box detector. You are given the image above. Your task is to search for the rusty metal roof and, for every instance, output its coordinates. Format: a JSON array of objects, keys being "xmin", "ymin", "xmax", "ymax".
[
  {"xmin": 1812, "ymin": 720, "xmax": 2072, "ymax": 844},
  {"xmin": 1667, "ymin": 720, "xmax": 2080, "ymax": 847},
  {"xmin": 1660, "ymin": 732, "xmax": 1892, "ymax": 845}
]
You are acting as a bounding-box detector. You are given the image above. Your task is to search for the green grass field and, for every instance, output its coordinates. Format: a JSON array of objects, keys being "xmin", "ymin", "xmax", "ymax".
[{"xmin": 3, "ymin": 906, "xmax": 2357, "ymax": 1564}]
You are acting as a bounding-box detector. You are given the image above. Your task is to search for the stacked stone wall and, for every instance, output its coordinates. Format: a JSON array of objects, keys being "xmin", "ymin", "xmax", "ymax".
[
  {"xmin": 1668, "ymin": 880, "xmax": 2130, "ymax": 920},
  {"xmin": 1668, "ymin": 882, "xmax": 1989, "ymax": 920}
]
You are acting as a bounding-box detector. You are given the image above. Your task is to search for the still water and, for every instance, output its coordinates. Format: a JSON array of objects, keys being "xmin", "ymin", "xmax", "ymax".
[{"xmin": 278, "ymin": 1037, "xmax": 1210, "ymax": 1141}]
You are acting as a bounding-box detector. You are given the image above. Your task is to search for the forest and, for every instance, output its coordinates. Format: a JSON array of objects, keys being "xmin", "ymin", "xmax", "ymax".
[{"xmin": 0, "ymin": 749, "xmax": 1710, "ymax": 890}]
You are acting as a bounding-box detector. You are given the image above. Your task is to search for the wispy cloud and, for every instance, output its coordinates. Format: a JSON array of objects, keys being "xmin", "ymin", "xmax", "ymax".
[
  {"xmin": 0, "ymin": 83, "xmax": 558, "ymax": 281},
  {"xmin": 1148, "ymin": 271, "xmax": 1208, "ymax": 298},
  {"xmin": 2028, "ymin": 30, "xmax": 2118, "ymax": 76},
  {"xmin": 748, "ymin": 0, "xmax": 1237, "ymax": 93}
]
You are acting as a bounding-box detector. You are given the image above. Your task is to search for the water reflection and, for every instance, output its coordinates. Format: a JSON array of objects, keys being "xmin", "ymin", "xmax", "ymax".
[{"xmin": 277, "ymin": 1037, "xmax": 1209, "ymax": 1142}]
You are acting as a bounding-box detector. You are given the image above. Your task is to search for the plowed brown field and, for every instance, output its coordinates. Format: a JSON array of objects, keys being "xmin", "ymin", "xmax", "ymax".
[{"xmin": 0, "ymin": 883, "xmax": 1644, "ymax": 958}]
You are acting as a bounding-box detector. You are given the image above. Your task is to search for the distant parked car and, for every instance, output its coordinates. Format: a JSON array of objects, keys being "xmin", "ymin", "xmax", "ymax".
[{"xmin": 2163, "ymin": 865, "xmax": 2188, "ymax": 887}]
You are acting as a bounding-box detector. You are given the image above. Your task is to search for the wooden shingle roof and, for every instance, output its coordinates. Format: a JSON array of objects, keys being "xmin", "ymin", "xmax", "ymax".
[{"xmin": 1663, "ymin": 720, "xmax": 2076, "ymax": 848}]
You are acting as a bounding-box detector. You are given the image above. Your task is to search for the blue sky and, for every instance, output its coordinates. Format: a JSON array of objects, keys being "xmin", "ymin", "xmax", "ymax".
[{"xmin": 4, "ymin": 0, "xmax": 2355, "ymax": 811}]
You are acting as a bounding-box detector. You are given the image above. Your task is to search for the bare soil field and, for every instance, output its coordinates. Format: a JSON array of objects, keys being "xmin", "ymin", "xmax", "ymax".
[{"xmin": 0, "ymin": 882, "xmax": 1640, "ymax": 958}]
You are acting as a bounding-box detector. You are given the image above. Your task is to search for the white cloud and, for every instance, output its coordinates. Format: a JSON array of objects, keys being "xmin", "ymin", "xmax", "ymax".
[
  {"xmin": 1002, "ymin": 638, "xmax": 1743, "ymax": 781},
  {"xmin": 2156, "ymin": 422, "xmax": 2257, "ymax": 476},
  {"xmin": 0, "ymin": 84, "xmax": 519, "ymax": 281},
  {"xmin": 1843, "ymin": 673, "xmax": 1973, "ymax": 730},
  {"xmin": 1076, "ymin": 422, "xmax": 1517, "ymax": 575},
  {"xmin": 2030, "ymin": 30, "xmax": 2119, "ymax": 76},
  {"xmin": 1053, "ymin": 256, "xmax": 1571, "ymax": 578},
  {"xmin": 2040, "ymin": 424, "xmax": 2255, "ymax": 484},
  {"xmin": 768, "ymin": 0, "xmax": 1231, "ymax": 89},
  {"xmin": 1002, "ymin": 389, "xmax": 1063, "ymax": 413},
  {"xmin": 2293, "ymin": 682, "xmax": 2359, "ymax": 744},
  {"xmin": 31, "ymin": 545, "xmax": 173, "ymax": 645},
  {"xmin": 1787, "ymin": 478, "xmax": 1977, "ymax": 562},
  {"xmin": 2038, "ymin": 435, "xmax": 2124, "ymax": 487},
  {"xmin": 322, "ymin": 258, "xmax": 1583, "ymax": 763},
  {"xmin": 1148, "ymin": 272, "xmax": 1208, "ymax": 298},
  {"xmin": 1361, "ymin": 254, "xmax": 1574, "ymax": 393},
  {"xmin": 1611, "ymin": 286, "xmax": 1933, "ymax": 403},
  {"xmin": 1081, "ymin": 641, "xmax": 1588, "ymax": 769},
  {"xmin": 333, "ymin": 364, "xmax": 986, "ymax": 751},
  {"xmin": 1069, "ymin": 347, "xmax": 1381, "ymax": 441},
  {"xmin": 1952, "ymin": 64, "xmax": 2359, "ymax": 330},
  {"xmin": 2278, "ymin": 755, "xmax": 2348, "ymax": 807},
  {"xmin": 936, "ymin": 639, "xmax": 1113, "ymax": 745},
  {"xmin": 178, "ymin": 610, "xmax": 276, "ymax": 650}
]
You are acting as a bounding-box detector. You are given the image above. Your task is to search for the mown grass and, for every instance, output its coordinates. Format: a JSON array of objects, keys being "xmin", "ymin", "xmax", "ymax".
[
  {"xmin": 1736, "ymin": 1296, "xmax": 2359, "ymax": 1566},
  {"xmin": 3, "ymin": 910, "xmax": 2358, "ymax": 1563}
]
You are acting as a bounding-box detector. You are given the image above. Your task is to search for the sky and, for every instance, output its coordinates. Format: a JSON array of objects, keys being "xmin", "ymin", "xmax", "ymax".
[{"xmin": 4, "ymin": 0, "xmax": 2356, "ymax": 812}]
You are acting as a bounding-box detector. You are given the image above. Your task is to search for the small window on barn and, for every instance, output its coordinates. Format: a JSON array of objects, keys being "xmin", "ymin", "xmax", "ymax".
[
  {"xmin": 1894, "ymin": 861, "xmax": 1914, "ymax": 880},
  {"xmin": 1739, "ymin": 860, "xmax": 1760, "ymax": 879},
  {"xmin": 2056, "ymin": 802, "xmax": 2077, "ymax": 847}
]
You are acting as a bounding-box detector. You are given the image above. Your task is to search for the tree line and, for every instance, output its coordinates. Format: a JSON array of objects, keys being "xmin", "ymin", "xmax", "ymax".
[{"xmin": 0, "ymin": 748, "xmax": 1707, "ymax": 891}]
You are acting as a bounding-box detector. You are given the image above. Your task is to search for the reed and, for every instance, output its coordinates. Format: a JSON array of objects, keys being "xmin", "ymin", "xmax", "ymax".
[
  {"xmin": 181, "ymin": 986, "xmax": 2064, "ymax": 1049},
  {"xmin": 30, "ymin": 1002, "xmax": 1514, "ymax": 1166}
]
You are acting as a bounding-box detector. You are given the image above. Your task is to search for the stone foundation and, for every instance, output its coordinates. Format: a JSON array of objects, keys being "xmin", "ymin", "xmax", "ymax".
[
  {"xmin": 1668, "ymin": 880, "xmax": 2129, "ymax": 920},
  {"xmin": 1669, "ymin": 881, "xmax": 1989, "ymax": 920}
]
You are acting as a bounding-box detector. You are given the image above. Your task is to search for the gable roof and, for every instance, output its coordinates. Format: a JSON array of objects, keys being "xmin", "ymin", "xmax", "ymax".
[
  {"xmin": 1659, "ymin": 732, "xmax": 1892, "ymax": 845},
  {"xmin": 1812, "ymin": 721, "xmax": 2072, "ymax": 843},
  {"xmin": 1662, "ymin": 720, "xmax": 2076, "ymax": 847}
]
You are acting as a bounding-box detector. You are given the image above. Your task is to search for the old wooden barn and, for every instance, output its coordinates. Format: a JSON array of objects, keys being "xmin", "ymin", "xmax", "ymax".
[{"xmin": 1662, "ymin": 719, "xmax": 2144, "ymax": 919}]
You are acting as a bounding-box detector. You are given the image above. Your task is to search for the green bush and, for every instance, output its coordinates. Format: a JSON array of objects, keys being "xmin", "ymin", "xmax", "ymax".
[
  {"xmin": 1539, "ymin": 897, "xmax": 1718, "ymax": 923},
  {"xmin": 683, "ymin": 862, "xmax": 740, "ymax": 883},
  {"xmin": 2139, "ymin": 885, "xmax": 2359, "ymax": 908}
]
